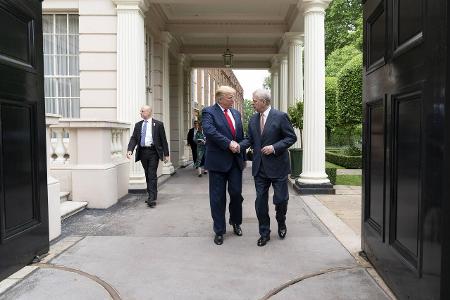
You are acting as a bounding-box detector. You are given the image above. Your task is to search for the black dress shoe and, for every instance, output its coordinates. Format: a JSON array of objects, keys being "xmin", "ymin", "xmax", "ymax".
[
  {"xmin": 231, "ymin": 224, "xmax": 242, "ymax": 236},
  {"xmin": 147, "ymin": 201, "xmax": 156, "ymax": 208},
  {"xmin": 257, "ymin": 236, "xmax": 270, "ymax": 247},
  {"xmin": 278, "ymin": 225, "xmax": 287, "ymax": 239},
  {"xmin": 214, "ymin": 234, "xmax": 223, "ymax": 245}
]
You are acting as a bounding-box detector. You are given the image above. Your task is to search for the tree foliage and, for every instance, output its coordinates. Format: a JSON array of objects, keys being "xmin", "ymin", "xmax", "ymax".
[
  {"xmin": 242, "ymin": 99, "xmax": 255, "ymax": 134},
  {"xmin": 325, "ymin": 0, "xmax": 362, "ymax": 58},
  {"xmin": 288, "ymin": 101, "xmax": 303, "ymax": 130},
  {"xmin": 263, "ymin": 75, "xmax": 271, "ymax": 90},
  {"xmin": 326, "ymin": 45, "xmax": 362, "ymax": 77}
]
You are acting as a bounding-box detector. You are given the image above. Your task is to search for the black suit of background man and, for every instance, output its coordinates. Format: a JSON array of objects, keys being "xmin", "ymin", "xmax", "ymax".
[{"xmin": 127, "ymin": 106, "xmax": 169, "ymax": 208}]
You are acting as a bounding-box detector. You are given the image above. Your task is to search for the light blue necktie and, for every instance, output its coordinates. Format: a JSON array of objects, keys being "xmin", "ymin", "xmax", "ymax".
[{"xmin": 140, "ymin": 121, "xmax": 147, "ymax": 146}]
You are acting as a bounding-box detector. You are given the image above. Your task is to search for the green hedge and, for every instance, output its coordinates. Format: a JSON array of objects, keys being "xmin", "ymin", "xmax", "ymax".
[
  {"xmin": 326, "ymin": 151, "xmax": 362, "ymax": 169},
  {"xmin": 336, "ymin": 53, "xmax": 363, "ymax": 128},
  {"xmin": 325, "ymin": 167, "xmax": 337, "ymax": 185},
  {"xmin": 325, "ymin": 161, "xmax": 341, "ymax": 185},
  {"xmin": 325, "ymin": 77, "xmax": 338, "ymax": 130}
]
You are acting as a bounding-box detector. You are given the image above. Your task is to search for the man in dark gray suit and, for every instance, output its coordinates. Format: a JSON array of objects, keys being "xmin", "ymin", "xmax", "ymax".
[
  {"xmin": 127, "ymin": 105, "xmax": 170, "ymax": 208},
  {"xmin": 240, "ymin": 89, "xmax": 297, "ymax": 246}
]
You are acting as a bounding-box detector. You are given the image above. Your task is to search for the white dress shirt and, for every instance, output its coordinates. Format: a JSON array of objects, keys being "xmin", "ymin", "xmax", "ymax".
[
  {"xmin": 260, "ymin": 106, "xmax": 271, "ymax": 126},
  {"xmin": 218, "ymin": 103, "xmax": 236, "ymax": 129},
  {"xmin": 142, "ymin": 118, "xmax": 153, "ymax": 146}
]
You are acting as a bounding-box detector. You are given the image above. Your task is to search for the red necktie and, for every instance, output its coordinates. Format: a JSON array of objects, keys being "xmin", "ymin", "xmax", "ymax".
[{"xmin": 223, "ymin": 109, "xmax": 236, "ymax": 138}]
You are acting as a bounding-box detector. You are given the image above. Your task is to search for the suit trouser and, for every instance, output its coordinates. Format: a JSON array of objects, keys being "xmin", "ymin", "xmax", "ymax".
[
  {"xmin": 254, "ymin": 163, "xmax": 289, "ymax": 237},
  {"xmin": 140, "ymin": 147, "xmax": 159, "ymax": 201},
  {"xmin": 209, "ymin": 161, "xmax": 243, "ymax": 235},
  {"xmin": 190, "ymin": 145, "xmax": 198, "ymax": 165}
]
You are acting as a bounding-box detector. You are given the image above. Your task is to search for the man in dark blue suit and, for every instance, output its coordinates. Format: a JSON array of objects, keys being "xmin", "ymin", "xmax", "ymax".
[
  {"xmin": 202, "ymin": 86, "xmax": 245, "ymax": 245},
  {"xmin": 240, "ymin": 89, "xmax": 297, "ymax": 247}
]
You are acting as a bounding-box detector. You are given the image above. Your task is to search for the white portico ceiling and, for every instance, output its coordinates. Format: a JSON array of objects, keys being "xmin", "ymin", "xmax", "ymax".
[{"xmin": 147, "ymin": 0, "xmax": 306, "ymax": 68}]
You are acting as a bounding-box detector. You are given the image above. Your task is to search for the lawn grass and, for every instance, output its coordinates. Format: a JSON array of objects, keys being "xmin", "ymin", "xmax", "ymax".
[
  {"xmin": 325, "ymin": 161, "xmax": 344, "ymax": 169},
  {"xmin": 335, "ymin": 175, "xmax": 362, "ymax": 186}
]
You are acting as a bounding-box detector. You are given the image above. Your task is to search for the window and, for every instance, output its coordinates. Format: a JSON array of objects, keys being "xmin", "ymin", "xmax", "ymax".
[{"xmin": 43, "ymin": 14, "xmax": 80, "ymax": 118}]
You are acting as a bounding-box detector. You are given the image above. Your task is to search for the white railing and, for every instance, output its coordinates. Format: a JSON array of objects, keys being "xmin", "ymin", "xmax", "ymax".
[{"xmin": 45, "ymin": 115, "xmax": 130, "ymax": 209}]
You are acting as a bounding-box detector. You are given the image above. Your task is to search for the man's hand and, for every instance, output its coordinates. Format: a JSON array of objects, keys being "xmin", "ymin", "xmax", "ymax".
[
  {"xmin": 126, "ymin": 151, "xmax": 133, "ymax": 159},
  {"xmin": 229, "ymin": 141, "xmax": 240, "ymax": 153},
  {"xmin": 261, "ymin": 145, "xmax": 275, "ymax": 155},
  {"xmin": 164, "ymin": 156, "xmax": 170, "ymax": 163}
]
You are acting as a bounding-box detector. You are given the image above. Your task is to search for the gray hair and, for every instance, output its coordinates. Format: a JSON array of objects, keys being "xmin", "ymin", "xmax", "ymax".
[{"xmin": 252, "ymin": 89, "xmax": 271, "ymax": 105}]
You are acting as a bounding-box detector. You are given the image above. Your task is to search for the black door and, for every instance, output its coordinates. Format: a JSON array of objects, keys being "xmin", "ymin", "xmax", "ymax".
[
  {"xmin": 0, "ymin": 0, "xmax": 49, "ymax": 280},
  {"xmin": 362, "ymin": 0, "xmax": 446, "ymax": 299}
]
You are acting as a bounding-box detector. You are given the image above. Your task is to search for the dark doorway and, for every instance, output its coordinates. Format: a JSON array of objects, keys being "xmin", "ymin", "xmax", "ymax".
[{"xmin": 0, "ymin": 0, "xmax": 49, "ymax": 280}]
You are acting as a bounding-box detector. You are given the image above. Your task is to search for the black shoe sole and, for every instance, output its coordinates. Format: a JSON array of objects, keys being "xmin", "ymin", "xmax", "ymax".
[
  {"xmin": 214, "ymin": 236, "xmax": 223, "ymax": 245},
  {"xmin": 257, "ymin": 237, "xmax": 270, "ymax": 247}
]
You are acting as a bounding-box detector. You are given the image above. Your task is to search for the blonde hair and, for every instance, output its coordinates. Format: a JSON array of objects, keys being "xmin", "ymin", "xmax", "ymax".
[{"xmin": 215, "ymin": 86, "xmax": 236, "ymax": 102}]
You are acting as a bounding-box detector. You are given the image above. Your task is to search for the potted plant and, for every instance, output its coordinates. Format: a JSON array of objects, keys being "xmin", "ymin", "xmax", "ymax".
[{"xmin": 288, "ymin": 101, "xmax": 303, "ymax": 178}]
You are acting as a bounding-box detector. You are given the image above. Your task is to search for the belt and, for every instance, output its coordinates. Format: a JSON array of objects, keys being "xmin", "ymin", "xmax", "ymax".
[{"xmin": 141, "ymin": 145, "xmax": 155, "ymax": 149}]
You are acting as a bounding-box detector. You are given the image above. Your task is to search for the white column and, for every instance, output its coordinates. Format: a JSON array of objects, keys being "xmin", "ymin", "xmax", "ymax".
[
  {"xmin": 114, "ymin": 0, "xmax": 147, "ymax": 186},
  {"xmin": 270, "ymin": 56, "xmax": 280, "ymax": 110},
  {"xmin": 192, "ymin": 69, "xmax": 198, "ymax": 104},
  {"xmin": 200, "ymin": 69, "xmax": 205, "ymax": 106},
  {"xmin": 286, "ymin": 33, "xmax": 304, "ymax": 149},
  {"xmin": 178, "ymin": 54, "xmax": 189, "ymax": 167},
  {"xmin": 279, "ymin": 55, "xmax": 288, "ymax": 113},
  {"xmin": 161, "ymin": 31, "xmax": 175, "ymax": 175},
  {"xmin": 298, "ymin": 0, "xmax": 331, "ymax": 185}
]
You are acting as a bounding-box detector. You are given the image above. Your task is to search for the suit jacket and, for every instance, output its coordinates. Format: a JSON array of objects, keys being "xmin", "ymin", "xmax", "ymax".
[
  {"xmin": 240, "ymin": 108, "xmax": 297, "ymax": 178},
  {"xmin": 187, "ymin": 127, "xmax": 197, "ymax": 148},
  {"xmin": 202, "ymin": 103, "xmax": 245, "ymax": 172},
  {"xmin": 127, "ymin": 119, "xmax": 169, "ymax": 162}
]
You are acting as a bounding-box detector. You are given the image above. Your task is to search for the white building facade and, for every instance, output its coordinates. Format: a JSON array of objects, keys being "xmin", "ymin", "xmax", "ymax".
[{"xmin": 42, "ymin": 0, "xmax": 332, "ymax": 240}]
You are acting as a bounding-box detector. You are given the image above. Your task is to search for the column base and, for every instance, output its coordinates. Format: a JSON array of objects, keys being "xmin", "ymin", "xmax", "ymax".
[
  {"xmin": 293, "ymin": 181, "xmax": 335, "ymax": 195},
  {"xmin": 179, "ymin": 157, "xmax": 190, "ymax": 168},
  {"xmin": 128, "ymin": 175, "xmax": 147, "ymax": 191},
  {"xmin": 162, "ymin": 161, "xmax": 175, "ymax": 175}
]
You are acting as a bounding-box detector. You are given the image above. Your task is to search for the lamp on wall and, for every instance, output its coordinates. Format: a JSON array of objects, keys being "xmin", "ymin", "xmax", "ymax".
[{"xmin": 223, "ymin": 37, "xmax": 233, "ymax": 68}]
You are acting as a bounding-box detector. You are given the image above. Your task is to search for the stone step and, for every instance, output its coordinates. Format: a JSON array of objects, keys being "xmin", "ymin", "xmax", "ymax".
[
  {"xmin": 59, "ymin": 192, "xmax": 70, "ymax": 203},
  {"xmin": 60, "ymin": 201, "xmax": 88, "ymax": 220}
]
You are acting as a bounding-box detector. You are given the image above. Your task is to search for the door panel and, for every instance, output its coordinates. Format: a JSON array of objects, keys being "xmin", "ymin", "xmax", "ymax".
[
  {"xmin": 366, "ymin": 100, "xmax": 385, "ymax": 237},
  {"xmin": 2, "ymin": 104, "xmax": 38, "ymax": 236},
  {"xmin": 0, "ymin": 0, "xmax": 48, "ymax": 281},
  {"xmin": 391, "ymin": 92, "xmax": 422, "ymax": 269}
]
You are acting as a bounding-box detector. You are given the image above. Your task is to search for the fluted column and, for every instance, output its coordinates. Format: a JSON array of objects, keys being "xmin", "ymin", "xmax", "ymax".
[
  {"xmin": 270, "ymin": 56, "xmax": 280, "ymax": 109},
  {"xmin": 279, "ymin": 55, "xmax": 288, "ymax": 113},
  {"xmin": 178, "ymin": 54, "xmax": 188, "ymax": 167},
  {"xmin": 161, "ymin": 31, "xmax": 174, "ymax": 174},
  {"xmin": 114, "ymin": 0, "xmax": 147, "ymax": 186},
  {"xmin": 286, "ymin": 33, "xmax": 304, "ymax": 149},
  {"xmin": 297, "ymin": 0, "xmax": 332, "ymax": 186}
]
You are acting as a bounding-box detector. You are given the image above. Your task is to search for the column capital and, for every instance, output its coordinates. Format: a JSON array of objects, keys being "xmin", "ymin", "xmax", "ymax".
[
  {"xmin": 161, "ymin": 31, "xmax": 173, "ymax": 48},
  {"xmin": 178, "ymin": 54, "xmax": 186, "ymax": 66},
  {"xmin": 302, "ymin": 0, "xmax": 331, "ymax": 14},
  {"xmin": 271, "ymin": 56, "xmax": 280, "ymax": 68},
  {"xmin": 284, "ymin": 32, "xmax": 304, "ymax": 46},
  {"xmin": 279, "ymin": 54, "xmax": 288, "ymax": 63},
  {"xmin": 113, "ymin": 0, "xmax": 148, "ymax": 13}
]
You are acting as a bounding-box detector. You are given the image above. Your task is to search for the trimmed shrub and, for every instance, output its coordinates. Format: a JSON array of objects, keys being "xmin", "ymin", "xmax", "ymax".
[
  {"xmin": 326, "ymin": 151, "xmax": 362, "ymax": 169},
  {"xmin": 336, "ymin": 53, "xmax": 363, "ymax": 129},
  {"xmin": 326, "ymin": 76, "xmax": 338, "ymax": 131},
  {"xmin": 325, "ymin": 167, "xmax": 337, "ymax": 185}
]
